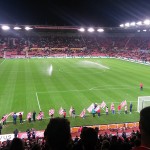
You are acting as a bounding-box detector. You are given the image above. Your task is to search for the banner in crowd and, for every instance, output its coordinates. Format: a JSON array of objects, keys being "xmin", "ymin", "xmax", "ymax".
[
  {"xmin": 18, "ymin": 131, "xmax": 44, "ymax": 139},
  {"xmin": 0, "ymin": 134, "xmax": 14, "ymax": 142}
]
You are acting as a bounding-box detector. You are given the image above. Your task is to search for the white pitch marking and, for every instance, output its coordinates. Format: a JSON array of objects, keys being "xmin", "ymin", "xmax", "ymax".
[
  {"xmin": 36, "ymin": 92, "xmax": 41, "ymax": 111},
  {"xmin": 89, "ymin": 85, "xmax": 129, "ymax": 90},
  {"xmin": 37, "ymin": 86, "xmax": 136, "ymax": 94},
  {"xmin": 0, "ymin": 59, "xmax": 6, "ymax": 65}
]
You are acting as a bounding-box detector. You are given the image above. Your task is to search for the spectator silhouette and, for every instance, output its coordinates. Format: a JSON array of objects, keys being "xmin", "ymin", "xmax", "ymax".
[
  {"xmin": 80, "ymin": 127, "xmax": 98, "ymax": 150},
  {"xmin": 13, "ymin": 129, "xmax": 19, "ymax": 138},
  {"xmin": 9, "ymin": 138, "xmax": 24, "ymax": 150},
  {"xmin": 44, "ymin": 117, "xmax": 72, "ymax": 150},
  {"xmin": 133, "ymin": 106, "xmax": 150, "ymax": 150}
]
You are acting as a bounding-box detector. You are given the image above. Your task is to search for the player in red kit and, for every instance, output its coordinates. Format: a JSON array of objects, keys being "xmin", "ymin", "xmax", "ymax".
[
  {"xmin": 140, "ymin": 83, "xmax": 143, "ymax": 91},
  {"xmin": 118, "ymin": 105, "xmax": 121, "ymax": 114}
]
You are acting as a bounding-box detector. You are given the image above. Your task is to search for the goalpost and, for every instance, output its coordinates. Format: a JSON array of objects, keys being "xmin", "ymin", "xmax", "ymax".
[{"xmin": 137, "ymin": 96, "xmax": 150, "ymax": 112}]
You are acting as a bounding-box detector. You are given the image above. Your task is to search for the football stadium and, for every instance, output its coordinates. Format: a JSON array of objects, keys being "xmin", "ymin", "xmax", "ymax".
[{"xmin": 0, "ymin": 21, "xmax": 150, "ymax": 149}]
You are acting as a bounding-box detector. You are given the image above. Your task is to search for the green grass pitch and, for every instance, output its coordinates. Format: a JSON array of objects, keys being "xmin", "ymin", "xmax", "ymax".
[{"xmin": 0, "ymin": 58, "xmax": 150, "ymax": 134}]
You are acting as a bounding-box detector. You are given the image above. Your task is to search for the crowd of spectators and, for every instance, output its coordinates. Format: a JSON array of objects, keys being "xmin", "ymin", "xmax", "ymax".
[
  {"xmin": 0, "ymin": 34, "xmax": 150, "ymax": 61},
  {"xmin": 0, "ymin": 106, "xmax": 150, "ymax": 150}
]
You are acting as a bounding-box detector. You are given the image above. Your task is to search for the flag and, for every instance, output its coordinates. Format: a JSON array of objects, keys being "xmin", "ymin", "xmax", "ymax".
[
  {"xmin": 36, "ymin": 111, "xmax": 44, "ymax": 120},
  {"xmin": 0, "ymin": 112, "xmax": 14, "ymax": 123},
  {"xmin": 120, "ymin": 100, "xmax": 127, "ymax": 108},
  {"xmin": 0, "ymin": 114, "xmax": 8, "ymax": 123},
  {"xmin": 49, "ymin": 109, "xmax": 55, "ymax": 116},
  {"xmin": 69, "ymin": 106, "xmax": 73, "ymax": 116},
  {"xmin": 27, "ymin": 112, "xmax": 32, "ymax": 119},
  {"xmin": 87, "ymin": 103, "xmax": 94, "ymax": 113},
  {"xmin": 100, "ymin": 101, "xmax": 106, "ymax": 109},
  {"xmin": 40, "ymin": 112, "xmax": 44, "ymax": 118},
  {"xmin": 80, "ymin": 109, "xmax": 86, "ymax": 118},
  {"xmin": 36, "ymin": 115, "xmax": 41, "ymax": 120},
  {"xmin": 59, "ymin": 107, "xmax": 64, "ymax": 115},
  {"xmin": 95, "ymin": 105, "xmax": 100, "ymax": 112},
  {"xmin": 16, "ymin": 112, "xmax": 24, "ymax": 116}
]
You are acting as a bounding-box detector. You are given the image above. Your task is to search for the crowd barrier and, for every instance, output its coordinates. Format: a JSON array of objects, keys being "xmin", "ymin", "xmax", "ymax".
[
  {"xmin": 0, "ymin": 122, "xmax": 139, "ymax": 141},
  {"xmin": 71, "ymin": 122, "xmax": 139, "ymax": 133}
]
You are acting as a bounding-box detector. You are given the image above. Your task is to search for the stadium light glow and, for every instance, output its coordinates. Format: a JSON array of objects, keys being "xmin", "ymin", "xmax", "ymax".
[
  {"xmin": 120, "ymin": 24, "xmax": 124, "ymax": 27},
  {"xmin": 130, "ymin": 22, "xmax": 135, "ymax": 26},
  {"xmin": 78, "ymin": 27, "xmax": 85, "ymax": 32},
  {"xmin": 14, "ymin": 27, "xmax": 22, "ymax": 30},
  {"xmin": 143, "ymin": 29, "xmax": 147, "ymax": 32},
  {"xmin": 25, "ymin": 26, "xmax": 33, "ymax": 30},
  {"xmin": 1, "ymin": 25, "xmax": 10, "ymax": 30},
  {"xmin": 136, "ymin": 21, "xmax": 142, "ymax": 26},
  {"xmin": 137, "ymin": 30, "xmax": 140, "ymax": 32},
  {"xmin": 88, "ymin": 27, "xmax": 95, "ymax": 32},
  {"xmin": 125, "ymin": 23, "xmax": 130, "ymax": 27},
  {"xmin": 97, "ymin": 28, "xmax": 104, "ymax": 32},
  {"xmin": 144, "ymin": 19, "xmax": 150, "ymax": 25}
]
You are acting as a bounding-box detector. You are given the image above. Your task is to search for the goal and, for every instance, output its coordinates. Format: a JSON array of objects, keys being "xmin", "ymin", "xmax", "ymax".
[{"xmin": 137, "ymin": 96, "xmax": 150, "ymax": 112}]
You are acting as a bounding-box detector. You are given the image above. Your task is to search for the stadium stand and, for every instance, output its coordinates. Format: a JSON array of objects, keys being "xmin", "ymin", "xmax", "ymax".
[{"xmin": 0, "ymin": 30, "xmax": 150, "ymax": 61}]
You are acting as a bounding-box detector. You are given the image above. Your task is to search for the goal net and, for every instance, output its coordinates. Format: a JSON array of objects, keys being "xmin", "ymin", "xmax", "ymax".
[{"xmin": 137, "ymin": 96, "xmax": 150, "ymax": 112}]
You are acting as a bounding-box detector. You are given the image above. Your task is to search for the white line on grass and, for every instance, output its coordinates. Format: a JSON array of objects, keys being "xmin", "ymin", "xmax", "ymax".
[
  {"xmin": 89, "ymin": 85, "xmax": 129, "ymax": 90},
  {"xmin": 37, "ymin": 86, "xmax": 136, "ymax": 94},
  {"xmin": 0, "ymin": 59, "xmax": 5, "ymax": 65},
  {"xmin": 36, "ymin": 92, "xmax": 41, "ymax": 111}
]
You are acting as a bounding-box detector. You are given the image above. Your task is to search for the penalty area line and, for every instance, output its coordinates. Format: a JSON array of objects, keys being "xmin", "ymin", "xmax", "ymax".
[
  {"xmin": 36, "ymin": 92, "xmax": 41, "ymax": 111},
  {"xmin": 0, "ymin": 59, "xmax": 6, "ymax": 65}
]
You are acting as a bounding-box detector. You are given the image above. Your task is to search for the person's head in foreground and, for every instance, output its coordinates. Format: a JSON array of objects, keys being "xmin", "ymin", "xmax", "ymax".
[{"xmin": 44, "ymin": 117, "xmax": 72, "ymax": 150}]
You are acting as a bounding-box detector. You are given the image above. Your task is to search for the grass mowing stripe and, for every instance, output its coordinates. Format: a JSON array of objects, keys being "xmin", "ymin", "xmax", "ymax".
[{"xmin": 0, "ymin": 58, "xmax": 149, "ymax": 134}]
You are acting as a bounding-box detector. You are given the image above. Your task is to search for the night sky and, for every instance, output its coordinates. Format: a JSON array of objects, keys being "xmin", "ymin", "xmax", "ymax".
[{"xmin": 0, "ymin": 0, "xmax": 150, "ymax": 27}]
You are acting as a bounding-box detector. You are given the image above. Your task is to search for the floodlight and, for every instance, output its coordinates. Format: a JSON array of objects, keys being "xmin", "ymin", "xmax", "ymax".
[
  {"xmin": 97, "ymin": 28, "xmax": 104, "ymax": 32},
  {"xmin": 25, "ymin": 26, "xmax": 33, "ymax": 30},
  {"xmin": 78, "ymin": 28, "xmax": 85, "ymax": 32},
  {"xmin": 143, "ymin": 29, "xmax": 147, "ymax": 32},
  {"xmin": 137, "ymin": 30, "xmax": 140, "ymax": 32},
  {"xmin": 14, "ymin": 27, "xmax": 21, "ymax": 30},
  {"xmin": 88, "ymin": 27, "xmax": 95, "ymax": 32},
  {"xmin": 130, "ymin": 22, "xmax": 135, "ymax": 26},
  {"xmin": 125, "ymin": 23, "xmax": 130, "ymax": 27},
  {"xmin": 120, "ymin": 24, "xmax": 124, "ymax": 27},
  {"xmin": 144, "ymin": 19, "xmax": 150, "ymax": 25},
  {"xmin": 136, "ymin": 21, "xmax": 142, "ymax": 25},
  {"xmin": 1, "ymin": 25, "xmax": 10, "ymax": 30}
]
